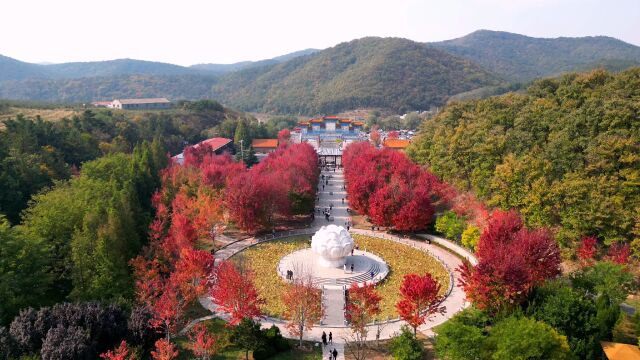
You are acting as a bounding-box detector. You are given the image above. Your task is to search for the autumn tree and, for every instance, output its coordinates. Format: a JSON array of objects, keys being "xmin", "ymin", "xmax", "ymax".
[
  {"xmin": 151, "ymin": 339, "xmax": 179, "ymax": 360},
  {"xmin": 459, "ymin": 210, "xmax": 561, "ymax": 313},
  {"xmin": 277, "ymin": 128, "xmax": 291, "ymax": 145},
  {"xmin": 282, "ymin": 278, "xmax": 322, "ymax": 347},
  {"xmin": 370, "ymin": 128, "xmax": 381, "ymax": 147},
  {"xmin": 210, "ymin": 261, "xmax": 263, "ymax": 325},
  {"xmin": 100, "ymin": 340, "xmax": 136, "ymax": 360},
  {"xmin": 577, "ymin": 236, "xmax": 598, "ymax": 265},
  {"xmin": 396, "ymin": 273, "xmax": 442, "ymax": 335},
  {"xmin": 188, "ymin": 323, "xmax": 219, "ymax": 360},
  {"xmin": 345, "ymin": 282, "xmax": 381, "ymax": 360}
]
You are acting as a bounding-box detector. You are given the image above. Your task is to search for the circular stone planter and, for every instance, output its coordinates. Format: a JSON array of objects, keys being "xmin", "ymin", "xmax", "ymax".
[{"xmin": 277, "ymin": 247, "xmax": 389, "ymax": 288}]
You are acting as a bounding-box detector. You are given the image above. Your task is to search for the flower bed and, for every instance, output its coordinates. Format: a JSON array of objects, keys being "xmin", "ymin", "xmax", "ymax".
[
  {"xmin": 352, "ymin": 235, "xmax": 450, "ymax": 319},
  {"xmin": 237, "ymin": 234, "xmax": 450, "ymax": 320},
  {"xmin": 234, "ymin": 236, "xmax": 310, "ymax": 317}
]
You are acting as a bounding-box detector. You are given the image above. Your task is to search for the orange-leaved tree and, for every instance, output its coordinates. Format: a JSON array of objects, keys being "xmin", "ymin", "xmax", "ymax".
[
  {"xmin": 282, "ymin": 277, "xmax": 323, "ymax": 347},
  {"xmin": 396, "ymin": 273, "xmax": 442, "ymax": 335}
]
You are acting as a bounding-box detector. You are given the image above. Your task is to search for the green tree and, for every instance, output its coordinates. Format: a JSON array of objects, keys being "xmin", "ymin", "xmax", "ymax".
[
  {"xmin": 571, "ymin": 261, "xmax": 635, "ymax": 305},
  {"xmin": 231, "ymin": 318, "xmax": 265, "ymax": 360},
  {"xmin": 461, "ymin": 225, "xmax": 481, "ymax": 250},
  {"xmin": 434, "ymin": 211, "xmax": 466, "ymax": 241},
  {"xmin": 434, "ymin": 308, "xmax": 489, "ymax": 360},
  {"xmin": 485, "ymin": 316, "xmax": 572, "ymax": 360},
  {"xmin": 527, "ymin": 281, "xmax": 601, "ymax": 359},
  {"xmin": 0, "ymin": 216, "xmax": 53, "ymax": 325},
  {"xmin": 389, "ymin": 326, "xmax": 423, "ymax": 360}
]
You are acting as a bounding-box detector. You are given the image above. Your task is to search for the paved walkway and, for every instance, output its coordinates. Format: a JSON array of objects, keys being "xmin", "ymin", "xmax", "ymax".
[
  {"xmin": 322, "ymin": 342, "xmax": 345, "ymax": 360},
  {"xmin": 322, "ymin": 286, "xmax": 346, "ymax": 326},
  {"xmin": 197, "ymin": 167, "xmax": 476, "ymax": 344}
]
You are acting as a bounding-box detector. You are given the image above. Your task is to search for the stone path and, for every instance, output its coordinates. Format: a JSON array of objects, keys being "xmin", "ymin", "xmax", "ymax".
[
  {"xmin": 314, "ymin": 168, "xmax": 350, "ymax": 229},
  {"xmin": 322, "ymin": 286, "xmax": 346, "ymax": 326},
  {"xmin": 322, "ymin": 342, "xmax": 345, "ymax": 360}
]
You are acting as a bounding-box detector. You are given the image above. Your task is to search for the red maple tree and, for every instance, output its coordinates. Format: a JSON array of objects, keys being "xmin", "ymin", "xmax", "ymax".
[
  {"xmin": 151, "ymin": 339, "xmax": 179, "ymax": 360},
  {"xmin": 346, "ymin": 282, "xmax": 382, "ymax": 333},
  {"xmin": 459, "ymin": 210, "xmax": 561, "ymax": 313},
  {"xmin": 396, "ymin": 274, "xmax": 441, "ymax": 335},
  {"xmin": 277, "ymin": 128, "xmax": 291, "ymax": 145},
  {"xmin": 578, "ymin": 236, "xmax": 598, "ymax": 265},
  {"xmin": 100, "ymin": 340, "xmax": 134, "ymax": 360},
  {"xmin": 607, "ymin": 242, "xmax": 630, "ymax": 265},
  {"xmin": 188, "ymin": 323, "xmax": 219, "ymax": 360},
  {"xmin": 210, "ymin": 261, "xmax": 263, "ymax": 325}
]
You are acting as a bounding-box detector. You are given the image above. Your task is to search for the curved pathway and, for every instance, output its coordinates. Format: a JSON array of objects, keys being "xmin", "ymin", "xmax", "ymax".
[{"xmin": 197, "ymin": 167, "xmax": 476, "ymax": 346}]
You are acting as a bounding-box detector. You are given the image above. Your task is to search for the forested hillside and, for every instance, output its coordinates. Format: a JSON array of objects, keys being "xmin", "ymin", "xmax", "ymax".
[
  {"xmin": 0, "ymin": 74, "xmax": 218, "ymax": 103},
  {"xmin": 432, "ymin": 30, "xmax": 640, "ymax": 81},
  {"xmin": 407, "ymin": 68, "xmax": 640, "ymax": 252},
  {"xmin": 210, "ymin": 37, "xmax": 501, "ymax": 114}
]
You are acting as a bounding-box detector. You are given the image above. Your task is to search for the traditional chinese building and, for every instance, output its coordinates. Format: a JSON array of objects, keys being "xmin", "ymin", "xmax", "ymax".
[{"xmin": 296, "ymin": 116, "xmax": 366, "ymax": 167}]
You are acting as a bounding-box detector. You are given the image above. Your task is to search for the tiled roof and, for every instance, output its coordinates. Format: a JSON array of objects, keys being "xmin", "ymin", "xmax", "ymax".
[
  {"xmin": 339, "ymin": 119, "xmax": 352, "ymax": 123},
  {"xmin": 601, "ymin": 342, "xmax": 640, "ymax": 360},
  {"xmin": 194, "ymin": 137, "xmax": 232, "ymax": 151},
  {"xmin": 298, "ymin": 121, "xmax": 310, "ymax": 125},
  {"xmin": 353, "ymin": 121, "xmax": 364, "ymax": 126},
  {"xmin": 252, "ymin": 139, "xmax": 279, "ymax": 148},
  {"xmin": 310, "ymin": 119, "xmax": 324, "ymax": 123},
  {"xmin": 114, "ymin": 98, "xmax": 170, "ymax": 105},
  {"xmin": 383, "ymin": 139, "xmax": 411, "ymax": 149}
]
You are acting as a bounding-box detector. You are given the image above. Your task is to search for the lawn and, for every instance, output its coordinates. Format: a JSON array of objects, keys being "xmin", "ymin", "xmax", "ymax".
[{"xmin": 237, "ymin": 234, "xmax": 450, "ymax": 320}]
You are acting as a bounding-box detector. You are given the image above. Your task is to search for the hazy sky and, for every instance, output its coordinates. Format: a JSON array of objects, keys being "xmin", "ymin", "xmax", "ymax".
[{"xmin": 2, "ymin": 0, "xmax": 639, "ymax": 66}]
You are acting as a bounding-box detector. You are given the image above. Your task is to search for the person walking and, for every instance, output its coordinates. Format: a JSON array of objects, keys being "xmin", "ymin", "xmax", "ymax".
[
  {"xmin": 321, "ymin": 331, "xmax": 327, "ymax": 346},
  {"xmin": 329, "ymin": 332, "xmax": 333, "ymax": 344},
  {"xmin": 332, "ymin": 348, "xmax": 338, "ymax": 360}
]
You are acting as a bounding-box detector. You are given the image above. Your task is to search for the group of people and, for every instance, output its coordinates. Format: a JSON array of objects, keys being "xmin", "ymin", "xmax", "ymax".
[
  {"xmin": 285, "ymin": 269, "xmax": 294, "ymax": 281},
  {"xmin": 321, "ymin": 331, "xmax": 338, "ymax": 359}
]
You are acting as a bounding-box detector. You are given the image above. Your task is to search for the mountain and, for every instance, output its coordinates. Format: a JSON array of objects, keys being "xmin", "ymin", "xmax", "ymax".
[
  {"xmin": 431, "ymin": 30, "xmax": 640, "ymax": 81},
  {"xmin": 189, "ymin": 48, "xmax": 319, "ymax": 74},
  {"xmin": 0, "ymin": 74, "xmax": 218, "ymax": 103},
  {"xmin": 208, "ymin": 37, "xmax": 501, "ymax": 114},
  {"xmin": 0, "ymin": 56, "xmax": 201, "ymax": 81},
  {"xmin": 0, "ymin": 55, "xmax": 46, "ymax": 81}
]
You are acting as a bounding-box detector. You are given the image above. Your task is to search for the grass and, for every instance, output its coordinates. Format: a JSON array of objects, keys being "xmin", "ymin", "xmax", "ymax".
[
  {"xmin": 237, "ymin": 234, "xmax": 450, "ymax": 320},
  {"xmin": 0, "ymin": 107, "xmax": 79, "ymax": 126},
  {"xmin": 175, "ymin": 318, "xmax": 322, "ymax": 360},
  {"xmin": 234, "ymin": 236, "xmax": 311, "ymax": 317},
  {"xmin": 352, "ymin": 235, "xmax": 450, "ymax": 319}
]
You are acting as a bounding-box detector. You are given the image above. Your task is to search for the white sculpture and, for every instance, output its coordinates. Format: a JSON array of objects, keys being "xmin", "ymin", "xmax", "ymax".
[{"xmin": 311, "ymin": 225, "xmax": 354, "ymax": 268}]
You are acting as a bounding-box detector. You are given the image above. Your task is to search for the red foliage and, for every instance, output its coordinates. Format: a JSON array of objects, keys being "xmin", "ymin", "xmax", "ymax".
[
  {"xmin": 277, "ymin": 129, "xmax": 291, "ymax": 145},
  {"xmin": 370, "ymin": 129, "xmax": 381, "ymax": 146},
  {"xmin": 607, "ymin": 242, "xmax": 630, "ymax": 265},
  {"xmin": 150, "ymin": 284, "xmax": 186, "ymax": 339},
  {"xmin": 100, "ymin": 340, "xmax": 134, "ymax": 360},
  {"xmin": 345, "ymin": 282, "xmax": 382, "ymax": 332},
  {"xmin": 188, "ymin": 323, "xmax": 219, "ymax": 359},
  {"xmin": 343, "ymin": 142, "xmax": 444, "ymax": 231},
  {"xmin": 151, "ymin": 339, "xmax": 179, "ymax": 360},
  {"xmin": 171, "ymin": 248, "xmax": 215, "ymax": 302},
  {"xmin": 459, "ymin": 210, "xmax": 561, "ymax": 313},
  {"xmin": 578, "ymin": 236, "xmax": 598, "ymax": 265},
  {"xmin": 210, "ymin": 261, "xmax": 263, "ymax": 325},
  {"xmin": 396, "ymin": 274, "xmax": 441, "ymax": 334},
  {"xmin": 387, "ymin": 131, "xmax": 399, "ymax": 139}
]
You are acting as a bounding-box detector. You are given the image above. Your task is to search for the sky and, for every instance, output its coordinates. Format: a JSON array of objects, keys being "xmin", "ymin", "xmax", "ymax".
[{"xmin": 1, "ymin": 0, "xmax": 639, "ymax": 66}]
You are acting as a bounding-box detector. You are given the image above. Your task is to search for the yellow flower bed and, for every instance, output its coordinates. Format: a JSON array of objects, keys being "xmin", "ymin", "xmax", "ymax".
[
  {"xmin": 237, "ymin": 234, "xmax": 450, "ymax": 320},
  {"xmin": 235, "ymin": 236, "xmax": 310, "ymax": 317},
  {"xmin": 352, "ymin": 234, "xmax": 450, "ymax": 319}
]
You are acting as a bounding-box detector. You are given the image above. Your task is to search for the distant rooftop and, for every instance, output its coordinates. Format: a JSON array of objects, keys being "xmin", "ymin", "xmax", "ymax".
[
  {"xmin": 601, "ymin": 341, "xmax": 640, "ymax": 360},
  {"xmin": 194, "ymin": 137, "xmax": 232, "ymax": 152},
  {"xmin": 252, "ymin": 139, "xmax": 279, "ymax": 148},
  {"xmin": 114, "ymin": 98, "xmax": 170, "ymax": 105},
  {"xmin": 383, "ymin": 139, "xmax": 411, "ymax": 149}
]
